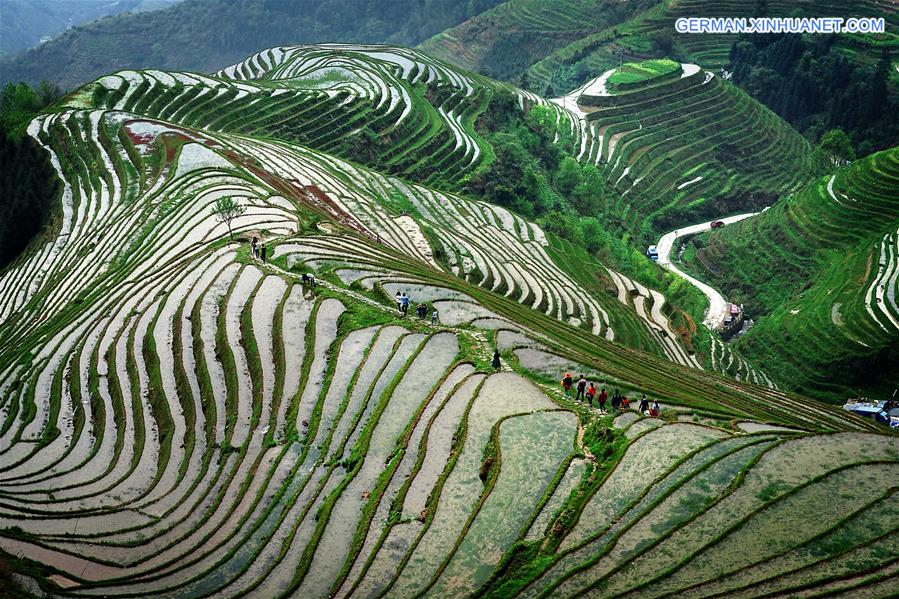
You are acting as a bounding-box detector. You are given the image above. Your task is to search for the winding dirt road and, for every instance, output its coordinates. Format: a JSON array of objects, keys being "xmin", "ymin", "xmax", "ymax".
[{"xmin": 656, "ymin": 213, "xmax": 758, "ymax": 329}]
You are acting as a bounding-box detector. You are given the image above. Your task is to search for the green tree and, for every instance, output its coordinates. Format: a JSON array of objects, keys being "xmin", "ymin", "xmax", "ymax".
[
  {"xmin": 525, "ymin": 104, "xmax": 556, "ymax": 140},
  {"xmin": 211, "ymin": 197, "xmax": 246, "ymax": 240},
  {"xmin": 554, "ymin": 156, "xmax": 582, "ymax": 196},
  {"xmin": 805, "ymin": 129, "xmax": 856, "ymax": 178},
  {"xmin": 0, "ymin": 81, "xmax": 62, "ymax": 141},
  {"xmin": 818, "ymin": 129, "xmax": 855, "ymax": 167}
]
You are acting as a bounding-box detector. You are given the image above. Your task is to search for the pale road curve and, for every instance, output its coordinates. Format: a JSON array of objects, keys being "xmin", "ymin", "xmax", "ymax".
[{"xmin": 656, "ymin": 212, "xmax": 759, "ymax": 329}]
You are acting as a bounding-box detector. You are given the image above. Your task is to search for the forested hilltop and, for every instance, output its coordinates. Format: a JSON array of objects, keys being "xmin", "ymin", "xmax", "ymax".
[{"xmin": 0, "ymin": 0, "xmax": 502, "ymax": 91}]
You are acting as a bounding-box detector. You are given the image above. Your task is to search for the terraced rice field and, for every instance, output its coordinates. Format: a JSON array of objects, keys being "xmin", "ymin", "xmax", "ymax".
[
  {"xmin": 0, "ymin": 44, "xmax": 894, "ymax": 597},
  {"xmin": 562, "ymin": 60, "xmax": 810, "ymax": 239},
  {"xmin": 693, "ymin": 147, "xmax": 899, "ymax": 401}
]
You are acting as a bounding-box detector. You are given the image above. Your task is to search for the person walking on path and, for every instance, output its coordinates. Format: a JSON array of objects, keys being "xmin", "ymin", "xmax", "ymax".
[
  {"xmin": 395, "ymin": 291, "xmax": 402, "ymax": 312},
  {"xmin": 416, "ymin": 304, "xmax": 427, "ymax": 319},
  {"xmin": 598, "ymin": 387, "xmax": 608, "ymax": 413},
  {"xmin": 561, "ymin": 373, "xmax": 573, "ymax": 397},
  {"xmin": 401, "ymin": 293, "xmax": 410, "ymax": 315},
  {"xmin": 586, "ymin": 383, "xmax": 596, "ymax": 407},
  {"xmin": 260, "ymin": 243, "xmax": 268, "ymax": 263},
  {"xmin": 611, "ymin": 389, "xmax": 622, "ymax": 411},
  {"xmin": 575, "ymin": 375, "xmax": 587, "ymax": 402},
  {"xmin": 492, "ymin": 349, "xmax": 501, "ymax": 370},
  {"xmin": 638, "ymin": 394, "xmax": 649, "ymax": 415},
  {"xmin": 251, "ymin": 236, "xmax": 258, "ymax": 259},
  {"xmin": 431, "ymin": 309, "xmax": 439, "ymax": 325}
]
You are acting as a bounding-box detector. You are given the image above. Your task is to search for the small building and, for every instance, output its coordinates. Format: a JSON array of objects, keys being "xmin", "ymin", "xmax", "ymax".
[
  {"xmin": 720, "ymin": 303, "xmax": 744, "ymax": 339},
  {"xmin": 843, "ymin": 399, "xmax": 899, "ymax": 427}
]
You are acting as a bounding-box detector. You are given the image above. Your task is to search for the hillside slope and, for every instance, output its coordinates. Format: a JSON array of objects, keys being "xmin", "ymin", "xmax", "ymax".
[
  {"xmin": 0, "ymin": 0, "xmax": 181, "ymax": 57},
  {"xmin": 65, "ymin": 47, "xmax": 812, "ymax": 375},
  {"xmin": 688, "ymin": 147, "xmax": 899, "ymax": 401},
  {"xmin": 0, "ymin": 0, "xmax": 503, "ymax": 90},
  {"xmin": 417, "ymin": 0, "xmax": 656, "ymax": 81},
  {"xmin": 0, "ymin": 45, "xmax": 893, "ymax": 597}
]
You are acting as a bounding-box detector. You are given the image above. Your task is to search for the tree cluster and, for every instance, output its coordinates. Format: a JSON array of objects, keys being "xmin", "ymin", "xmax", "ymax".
[
  {"xmin": 0, "ymin": 82, "xmax": 63, "ymax": 269},
  {"xmin": 729, "ymin": 33, "xmax": 897, "ymax": 156}
]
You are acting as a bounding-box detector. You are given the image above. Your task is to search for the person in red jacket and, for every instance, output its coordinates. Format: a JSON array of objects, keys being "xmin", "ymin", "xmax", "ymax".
[
  {"xmin": 597, "ymin": 387, "xmax": 608, "ymax": 413},
  {"xmin": 585, "ymin": 382, "xmax": 596, "ymax": 407}
]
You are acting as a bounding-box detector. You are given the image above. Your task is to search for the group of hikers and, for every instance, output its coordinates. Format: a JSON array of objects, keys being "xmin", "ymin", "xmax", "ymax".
[
  {"xmin": 250, "ymin": 237, "xmax": 268, "ymax": 262},
  {"xmin": 395, "ymin": 291, "xmax": 439, "ymax": 325},
  {"xmin": 561, "ymin": 372, "xmax": 660, "ymax": 416}
]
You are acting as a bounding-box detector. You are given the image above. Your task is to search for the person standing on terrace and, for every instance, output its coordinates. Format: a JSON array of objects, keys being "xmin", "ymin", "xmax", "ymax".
[
  {"xmin": 260, "ymin": 243, "xmax": 268, "ymax": 263},
  {"xmin": 638, "ymin": 394, "xmax": 649, "ymax": 415},
  {"xmin": 575, "ymin": 375, "xmax": 587, "ymax": 402},
  {"xmin": 586, "ymin": 382, "xmax": 596, "ymax": 407},
  {"xmin": 598, "ymin": 387, "xmax": 608, "ymax": 413},
  {"xmin": 492, "ymin": 349, "xmax": 501, "ymax": 370},
  {"xmin": 251, "ymin": 236, "xmax": 258, "ymax": 258},
  {"xmin": 561, "ymin": 372, "xmax": 573, "ymax": 397},
  {"xmin": 401, "ymin": 292, "xmax": 410, "ymax": 315}
]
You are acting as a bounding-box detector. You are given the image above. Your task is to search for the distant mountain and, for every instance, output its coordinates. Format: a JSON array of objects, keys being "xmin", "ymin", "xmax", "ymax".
[
  {"xmin": 0, "ymin": 0, "xmax": 503, "ymax": 90},
  {"xmin": 0, "ymin": 0, "xmax": 182, "ymax": 57},
  {"xmin": 416, "ymin": 0, "xmax": 656, "ymax": 82}
]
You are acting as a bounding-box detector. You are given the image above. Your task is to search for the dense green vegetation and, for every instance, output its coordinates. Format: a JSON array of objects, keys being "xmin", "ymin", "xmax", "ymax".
[
  {"xmin": 0, "ymin": 82, "xmax": 63, "ymax": 269},
  {"xmin": 465, "ymin": 91, "xmax": 707, "ymax": 328},
  {"xmin": 606, "ymin": 58, "xmax": 680, "ymax": 90},
  {"xmin": 730, "ymin": 34, "xmax": 898, "ymax": 155},
  {"xmin": 418, "ymin": 0, "xmax": 656, "ymax": 83},
  {"xmin": 527, "ymin": 0, "xmax": 899, "ymax": 96},
  {"xmin": 0, "ymin": 0, "xmax": 503, "ymax": 90}
]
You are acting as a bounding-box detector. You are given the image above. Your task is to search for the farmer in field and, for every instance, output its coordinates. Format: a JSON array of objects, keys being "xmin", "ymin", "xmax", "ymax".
[
  {"xmin": 585, "ymin": 382, "xmax": 596, "ymax": 407},
  {"xmin": 561, "ymin": 372, "xmax": 573, "ymax": 397},
  {"xmin": 575, "ymin": 375, "xmax": 587, "ymax": 402},
  {"xmin": 492, "ymin": 349, "xmax": 501, "ymax": 370},
  {"xmin": 598, "ymin": 387, "xmax": 607, "ymax": 413}
]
